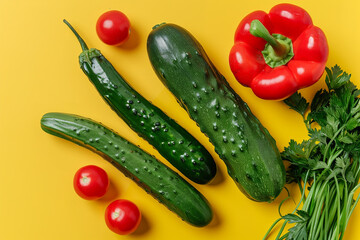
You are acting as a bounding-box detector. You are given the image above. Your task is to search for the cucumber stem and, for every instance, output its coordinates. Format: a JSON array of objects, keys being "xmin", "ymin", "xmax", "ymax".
[{"xmin": 63, "ymin": 19, "xmax": 89, "ymax": 51}]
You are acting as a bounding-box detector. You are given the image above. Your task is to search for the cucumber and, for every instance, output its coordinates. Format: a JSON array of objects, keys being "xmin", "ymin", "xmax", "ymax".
[
  {"xmin": 41, "ymin": 112, "xmax": 213, "ymax": 227},
  {"xmin": 63, "ymin": 20, "xmax": 216, "ymax": 184},
  {"xmin": 147, "ymin": 23, "xmax": 285, "ymax": 202}
]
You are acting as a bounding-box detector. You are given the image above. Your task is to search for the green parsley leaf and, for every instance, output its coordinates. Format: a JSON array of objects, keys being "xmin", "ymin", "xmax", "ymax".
[
  {"xmin": 281, "ymin": 140, "xmax": 307, "ymax": 165},
  {"xmin": 284, "ymin": 92, "xmax": 309, "ymax": 116},
  {"xmin": 325, "ymin": 65, "xmax": 351, "ymax": 90},
  {"xmin": 345, "ymin": 118, "xmax": 359, "ymax": 130},
  {"xmin": 287, "ymin": 222, "xmax": 308, "ymax": 240},
  {"xmin": 338, "ymin": 134, "xmax": 354, "ymax": 144},
  {"xmin": 310, "ymin": 89, "xmax": 330, "ymax": 113},
  {"xmin": 267, "ymin": 65, "xmax": 360, "ymax": 240}
]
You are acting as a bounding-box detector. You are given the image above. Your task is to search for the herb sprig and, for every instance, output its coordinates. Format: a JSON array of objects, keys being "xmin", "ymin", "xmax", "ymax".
[{"xmin": 264, "ymin": 65, "xmax": 360, "ymax": 240}]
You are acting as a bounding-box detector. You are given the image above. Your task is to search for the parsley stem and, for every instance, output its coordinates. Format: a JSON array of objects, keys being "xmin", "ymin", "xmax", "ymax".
[
  {"xmin": 263, "ymin": 171, "xmax": 308, "ymax": 240},
  {"xmin": 323, "ymin": 185, "xmax": 331, "ymax": 239},
  {"xmin": 324, "ymin": 125, "xmax": 346, "ymax": 164},
  {"xmin": 344, "ymin": 183, "xmax": 360, "ymax": 228},
  {"xmin": 265, "ymin": 66, "xmax": 360, "ymax": 240},
  {"xmin": 302, "ymin": 173, "xmax": 317, "ymax": 211},
  {"xmin": 275, "ymin": 220, "xmax": 288, "ymax": 240},
  {"xmin": 278, "ymin": 233, "xmax": 288, "ymax": 240},
  {"xmin": 293, "ymin": 170, "xmax": 310, "ymax": 213},
  {"xmin": 308, "ymin": 185, "xmax": 326, "ymax": 238},
  {"xmin": 331, "ymin": 176, "xmax": 342, "ymax": 240},
  {"xmin": 314, "ymin": 206, "xmax": 326, "ymax": 239},
  {"xmin": 262, "ymin": 218, "xmax": 283, "ymax": 240}
]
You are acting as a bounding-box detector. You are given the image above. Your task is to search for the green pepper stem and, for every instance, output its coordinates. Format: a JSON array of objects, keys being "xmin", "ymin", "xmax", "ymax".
[
  {"xmin": 63, "ymin": 19, "xmax": 89, "ymax": 51},
  {"xmin": 250, "ymin": 20, "xmax": 288, "ymax": 57}
]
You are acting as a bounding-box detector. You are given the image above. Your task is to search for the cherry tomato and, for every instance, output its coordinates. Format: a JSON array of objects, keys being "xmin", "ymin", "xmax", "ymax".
[
  {"xmin": 105, "ymin": 199, "xmax": 141, "ymax": 235},
  {"xmin": 96, "ymin": 10, "xmax": 131, "ymax": 46},
  {"xmin": 73, "ymin": 165, "xmax": 109, "ymax": 200}
]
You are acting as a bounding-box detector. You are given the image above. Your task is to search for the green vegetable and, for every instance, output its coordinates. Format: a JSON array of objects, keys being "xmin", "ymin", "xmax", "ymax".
[
  {"xmin": 264, "ymin": 65, "xmax": 360, "ymax": 239},
  {"xmin": 63, "ymin": 20, "xmax": 216, "ymax": 184},
  {"xmin": 41, "ymin": 112, "xmax": 213, "ymax": 227},
  {"xmin": 147, "ymin": 23, "xmax": 285, "ymax": 202}
]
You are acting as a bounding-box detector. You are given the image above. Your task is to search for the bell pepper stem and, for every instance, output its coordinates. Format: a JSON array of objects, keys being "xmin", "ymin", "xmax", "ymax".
[{"xmin": 250, "ymin": 20, "xmax": 287, "ymax": 57}]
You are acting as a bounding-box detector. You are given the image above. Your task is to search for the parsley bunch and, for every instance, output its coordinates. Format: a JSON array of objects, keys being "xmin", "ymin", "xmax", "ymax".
[{"xmin": 264, "ymin": 66, "xmax": 360, "ymax": 240}]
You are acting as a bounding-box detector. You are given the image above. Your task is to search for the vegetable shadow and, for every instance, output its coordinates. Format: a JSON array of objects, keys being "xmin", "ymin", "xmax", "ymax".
[
  {"xmin": 207, "ymin": 207, "xmax": 222, "ymax": 229},
  {"xmin": 271, "ymin": 183, "xmax": 301, "ymax": 207},
  {"xmin": 119, "ymin": 26, "xmax": 140, "ymax": 50},
  {"xmin": 208, "ymin": 163, "xmax": 225, "ymax": 185},
  {"xmin": 132, "ymin": 213, "xmax": 151, "ymax": 236},
  {"xmin": 98, "ymin": 179, "xmax": 120, "ymax": 202}
]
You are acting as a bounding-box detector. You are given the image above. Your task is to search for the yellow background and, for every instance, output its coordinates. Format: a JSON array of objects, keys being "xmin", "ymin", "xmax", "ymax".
[{"xmin": 1, "ymin": 0, "xmax": 359, "ymax": 239}]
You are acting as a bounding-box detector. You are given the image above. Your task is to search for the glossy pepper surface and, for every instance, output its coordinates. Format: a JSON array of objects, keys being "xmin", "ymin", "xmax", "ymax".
[{"xmin": 229, "ymin": 4, "xmax": 329, "ymax": 100}]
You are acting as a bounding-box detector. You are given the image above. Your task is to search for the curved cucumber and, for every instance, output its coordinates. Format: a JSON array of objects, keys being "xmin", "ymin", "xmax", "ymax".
[
  {"xmin": 63, "ymin": 20, "xmax": 216, "ymax": 184},
  {"xmin": 41, "ymin": 112, "xmax": 213, "ymax": 227},
  {"xmin": 147, "ymin": 23, "xmax": 285, "ymax": 202}
]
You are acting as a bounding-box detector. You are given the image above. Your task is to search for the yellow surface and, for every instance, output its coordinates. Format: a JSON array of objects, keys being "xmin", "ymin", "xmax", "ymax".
[{"xmin": 1, "ymin": 0, "xmax": 360, "ymax": 239}]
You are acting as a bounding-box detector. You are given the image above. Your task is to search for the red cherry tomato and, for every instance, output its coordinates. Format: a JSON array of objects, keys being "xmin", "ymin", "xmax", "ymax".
[
  {"xmin": 73, "ymin": 165, "xmax": 109, "ymax": 200},
  {"xmin": 105, "ymin": 199, "xmax": 141, "ymax": 235},
  {"xmin": 96, "ymin": 10, "xmax": 131, "ymax": 46}
]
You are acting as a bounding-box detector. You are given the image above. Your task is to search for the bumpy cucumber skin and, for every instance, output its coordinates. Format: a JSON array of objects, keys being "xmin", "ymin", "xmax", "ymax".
[
  {"xmin": 77, "ymin": 49, "xmax": 216, "ymax": 184},
  {"xmin": 147, "ymin": 23, "xmax": 286, "ymax": 202},
  {"xmin": 41, "ymin": 112, "xmax": 213, "ymax": 227}
]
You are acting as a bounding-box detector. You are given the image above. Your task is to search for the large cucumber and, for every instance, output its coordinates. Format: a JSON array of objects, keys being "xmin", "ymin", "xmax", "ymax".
[
  {"xmin": 63, "ymin": 20, "xmax": 216, "ymax": 184},
  {"xmin": 147, "ymin": 23, "xmax": 285, "ymax": 202},
  {"xmin": 41, "ymin": 112, "xmax": 213, "ymax": 227}
]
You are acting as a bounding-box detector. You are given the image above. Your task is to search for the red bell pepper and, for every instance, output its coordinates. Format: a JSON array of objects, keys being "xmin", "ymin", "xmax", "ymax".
[{"xmin": 229, "ymin": 4, "xmax": 329, "ymax": 100}]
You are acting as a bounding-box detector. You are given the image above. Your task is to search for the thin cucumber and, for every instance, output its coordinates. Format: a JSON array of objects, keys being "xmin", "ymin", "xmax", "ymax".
[
  {"xmin": 63, "ymin": 20, "xmax": 216, "ymax": 184},
  {"xmin": 41, "ymin": 112, "xmax": 213, "ymax": 227}
]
